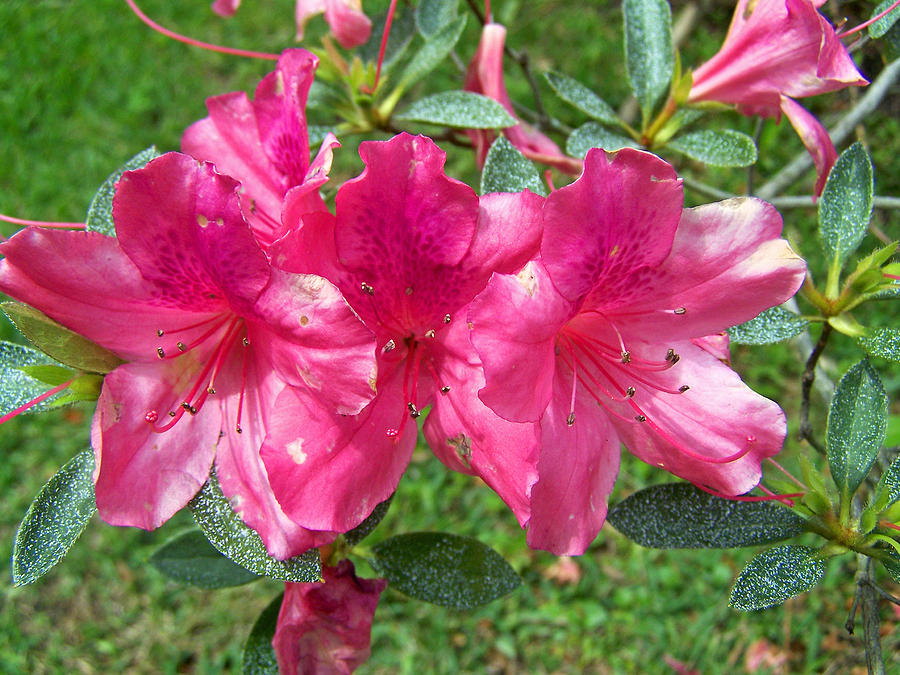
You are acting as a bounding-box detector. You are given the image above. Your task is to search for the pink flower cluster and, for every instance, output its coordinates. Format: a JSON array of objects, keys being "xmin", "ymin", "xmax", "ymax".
[{"xmin": 0, "ymin": 47, "xmax": 807, "ymax": 673}]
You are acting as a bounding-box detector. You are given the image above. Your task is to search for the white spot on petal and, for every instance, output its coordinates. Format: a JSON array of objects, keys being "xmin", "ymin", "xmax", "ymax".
[{"xmin": 287, "ymin": 439, "xmax": 307, "ymax": 464}]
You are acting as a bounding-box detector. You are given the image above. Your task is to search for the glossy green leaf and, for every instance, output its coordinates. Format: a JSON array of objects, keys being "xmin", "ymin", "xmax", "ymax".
[
  {"xmin": 149, "ymin": 529, "xmax": 261, "ymax": 589},
  {"xmin": 607, "ymin": 483, "xmax": 806, "ymax": 549},
  {"xmin": 874, "ymin": 455, "xmax": 900, "ymax": 510},
  {"xmin": 0, "ymin": 341, "xmax": 67, "ymax": 417},
  {"xmin": 190, "ymin": 471, "xmax": 321, "ymax": 583},
  {"xmin": 827, "ymin": 360, "xmax": 888, "ymax": 501},
  {"xmin": 1, "ymin": 302, "xmax": 123, "ymax": 373},
  {"xmin": 85, "ymin": 146, "xmax": 161, "ymax": 236},
  {"xmin": 880, "ymin": 547, "xmax": 900, "ymax": 585},
  {"xmin": 623, "ymin": 0, "xmax": 674, "ymax": 117},
  {"xmin": 730, "ymin": 545, "xmax": 825, "ymax": 611},
  {"xmin": 241, "ymin": 593, "xmax": 283, "ymax": 675},
  {"xmin": 858, "ymin": 328, "xmax": 900, "ymax": 362},
  {"xmin": 566, "ymin": 121, "xmax": 639, "ymax": 159},
  {"xmin": 869, "ymin": 0, "xmax": 900, "ymax": 38},
  {"xmin": 544, "ymin": 71, "xmax": 619, "ymax": 125},
  {"xmin": 395, "ymin": 91, "xmax": 516, "ymax": 129},
  {"xmin": 667, "ymin": 129, "xmax": 758, "ymax": 167},
  {"xmin": 819, "ymin": 142, "xmax": 874, "ymax": 267},
  {"xmin": 481, "ymin": 137, "xmax": 546, "ymax": 196},
  {"xmin": 371, "ymin": 532, "xmax": 520, "ymax": 609},
  {"xmin": 12, "ymin": 450, "xmax": 96, "ymax": 585},
  {"xmin": 343, "ymin": 495, "xmax": 394, "ymax": 548},
  {"xmin": 397, "ymin": 15, "xmax": 466, "ymax": 92},
  {"xmin": 727, "ymin": 306, "xmax": 810, "ymax": 345},
  {"xmin": 415, "ymin": 0, "xmax": 458, "ymax": 37}
]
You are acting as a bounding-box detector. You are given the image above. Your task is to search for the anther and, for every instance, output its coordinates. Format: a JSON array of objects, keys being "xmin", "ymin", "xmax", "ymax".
[
  {"xmin": 625, "ymin": 386, "xmax": 636, "ymax": 397},
  {"xmin": 407, "ymin": 402, "xmax": 420, "ymax": 418},
  {"xmin": 424, "ymin": 329, "xmax": 435, "ymax": 339},
  {"xmin": 180, "ymin": 402, "xmax": 192, "ymax": 411},
  {"xmin": 621, "ymin": 351, "xmax": 631, "ymax": 364},
  {"xmin": 635, "ymin": 415, "xmax": 647, "ymax": 422},
  {"xmin": 405, "ymin": 287, "xmax": 413, "ymax": 295},
  {"xmin": 189, "ymin": 406, "xmax": 198, "ymax": 415},
  {"xmin": 567, "ymin": 412, "xmax": 576, "ymax": 426},
  {"xmin": 157, "ymin": 347, "xmax": 165, "ymax": 359},
  {"xmin": 678, "ymin": 385, "xmax": 690, "ymax": 393},
  {"xmin": 156, "ymin": 329, "xmax": 164, "ymax": 337},
  {"xmin": 144, "ymin": 410, "xmax": 159, "ymax": 423},
  {"xmin": 669, "ymin": 353, "xmax": 680, "ymax": 364},
  {"xmin": 168, "ymin": 411, "xmax": 177, "ymax": 417},
  {"xmin": 674, "ymin": 307, "xmax": 687, "ymax": 315},
  {"xmin": 443, "ymin": 314, "xmax": 451, "ymax": 324},
  {"xmin": 207, "ymin": 387, "xmax": 216, "ymax": 395},
  {"xmin": 440, "ymin": 386, "xmax": 450, "ymax": 394},
  {"xmin": 383, "ymin": 339, "xmax": 396, "ymax": 353},
  {"xmin": 361, "ymin": 282, "xmax": 374, "ymax": 295},
  {"xmin": 236, "ymin": 424, "xmax": 243, "ymax": 434},
  {"xmin": 176, "ymin": 341, "xmax": 186, "ymax": 351},
  {"xmin": 242, "ymin": 337, "xmax": 250, "ymax": 346}
]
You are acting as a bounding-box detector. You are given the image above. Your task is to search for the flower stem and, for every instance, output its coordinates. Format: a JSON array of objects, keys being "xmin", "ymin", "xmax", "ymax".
[{"xmin": 799, "ymin": 323, "xmax": 833, "ymax": 454}]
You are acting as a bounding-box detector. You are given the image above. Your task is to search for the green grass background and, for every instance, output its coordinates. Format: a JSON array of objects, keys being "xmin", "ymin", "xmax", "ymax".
[{"xmin": 1, "ymin": 0, "xmax": 899, "ymax": 672}]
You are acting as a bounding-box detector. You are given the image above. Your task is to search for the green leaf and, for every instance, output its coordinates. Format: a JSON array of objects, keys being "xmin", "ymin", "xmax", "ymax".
[
  {"xmin": 885, "ymin": 18, "xmax": 900, "ymax": 60},
  {"xmin": 149, "ymin": 529, "xmax": 261, "ymax": 589},
  {"xmin": 827, "ymin": 313, "xmax": 868, "ymax": 338},
  {"xmin": 0, "ymin": 341, "xmax": 66, "ymax": 417},
  {"xmin": 623, "ymin": 0, "xmax": 674, "ymax": 118},
  {"xmin": 859, "ymin": 328, "xmax": 900, "ymax": 362},
  {"xmin": 566, "ymin": 121, "xmax": 639, "ymax": 159},
  {"xmin": 415, "ymin": 0, "xmax": 458, "ymax": 38},
  {"xmin": 667, "ymin": 129, "xmax": 758, "ymax": 167},
  {"xmin": 544, "ymin": 71, "xmax": 620, "ymax": 126},
  {"xmin": 395, "ymin": 91, "xmax": 516, "ymax": 129},
  {"xmin": 481, "ymin": 137, "xmax": 546, "ymax": 196},
  {"xmin": 730, "ymin": 545, "xmax": 825, "ymax": 611},
  {"xmin": 874, "ymin": 455, "xmax": 900, "ymax": 510},
  {"xmin": 396, "ymin": 15, "xmax": 466, "ymax": 92},
  {"xmin": 869, "ymin": 0, "xmax": 900, "ymax": 38},
  {"xmin": 190, "ymin": 470, "xmax": 321, "ymax": 583},
  {"xmin": 85, "ymin": 146, "xmax": 161, "ymax": 236},
  {"xmin": 1, "ymin": 302, "xmax": 123, "ymax": 373},
  {"xmin": 819, "ymin": 142, "xmax": 874, "ymax": 267},
  {"xmin": 344, "ymin": 494, "xmax": 394, "ymax": 548},
  {"xmin": 607, "ymin": 483, "xmax": 806, "ymax": 549},
  {"xmin": 371, "ymin": 532, "xmax": 520, "ymax": 609},
  {"xmin": 827, "ymin": 360, "xmax": 888, "ymax": 502},
  {"xmin": 12, "ymin": 450, "xmax": 96, "ymax": 586},
  {"xmin": 728, "ymin": 306, "xmax": 809, "ymax": 345},
  {"xmin": 241, "ymin": 593, "xmax": 283, "ymax": 675}
]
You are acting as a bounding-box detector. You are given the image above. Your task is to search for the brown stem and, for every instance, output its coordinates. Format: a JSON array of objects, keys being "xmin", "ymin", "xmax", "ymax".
[{"xmin": 799, "ymin": 323, "xmax": 833, "ymax": 453}]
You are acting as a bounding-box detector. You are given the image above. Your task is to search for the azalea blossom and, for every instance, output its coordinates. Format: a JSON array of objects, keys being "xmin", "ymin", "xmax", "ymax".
[
  {"xmin": 688, "ymin": 0, "xmax": 867, "ymax": 195},
  {"xmin": 183, "ymin": 49, "xmax": 339, "ymax": 250},
  {"xmin": 212, "ymin": 0, "xmax": 371, "ymax": 48},
  {"xmin": 273, "ymin": 560, "xmax": 387, "ymax": 675},
  {"xmin": 468, "ymin": 148, "xmax": 807, "ymax": 555},
  {"xmin": 464, "ymin": 23, "xmax": 582, "ymax": 174},
  {"xmin": 262, "ymin": 132, "xmax": 544, "ymax": 536},
  {"xmin": 0, "ymin": 153, "xmax": 377, "ymax": 559}
]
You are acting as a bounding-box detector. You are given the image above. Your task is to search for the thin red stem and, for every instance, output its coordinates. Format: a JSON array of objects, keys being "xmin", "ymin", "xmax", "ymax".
[
  {"xmin": 124, "ymin": 0, "xmax": 279, "ymax": 60},
  {"xmin": 880, "ymin": 521, "xmax": 900, "ymax": 533},
  {"xmin": 0, "ymin": 380, "xmax": 73, "ymax": 426},
  {"xmin": 0, "ymin": 213, "xmax": 85, "ymax": 229},
  {"xmin": 692, "ymin": 481, "xmax": 804, "ymax": 503},
  {"xmin": 372, "ymin": 0, "xmax": 399, "ymax": 90},
  {"xmin": 836, "ymin": 0, "xmax": 900, "ymax": 38},
  {"xmin": 766, "ymin": 457, "xmax": 808, "ymax": 490}
]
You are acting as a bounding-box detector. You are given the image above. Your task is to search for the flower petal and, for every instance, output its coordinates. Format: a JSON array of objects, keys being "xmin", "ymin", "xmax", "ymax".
[
  {"xmin": 323, "ymin": 0, "xmax": 372, "ymax": 48},
  {"xmin": 780, "ymin": 96, "xmax": 837, "ymax": 198}
]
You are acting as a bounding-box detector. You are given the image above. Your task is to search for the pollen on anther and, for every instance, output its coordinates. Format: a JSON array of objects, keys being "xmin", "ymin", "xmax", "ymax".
[
  {"xmin": 156, "ymin": 347, "xmax": 165, "ymax": 359},
  {"xmin": 621, "ymin": 351, "xmax": 631, "ymax": 364},
  {"xmin": 236, "ymin": 424, "xmax": 243, "ymax": 434},
  {"xmin": 635, "ymin": 414, "xmax": 647, "ymax": 422},
  {"xmin": 156, "ymin": 329, "xmax": 164, "ymax": 337},
  {"xmin": 144, "ymin": 410, "xmax": 159, "ymax": 423},
  {"xmin": 674, "ymin": 307, "xmax": 687, "ymax": 315},
  {"xmin": 383, "ymin": 339, "xmax": 396, "ymax": 353},
  {"xmin": 242, "ymin": 337, "xmax": 250, "ymax": 346},
  {"xmin": 566, "ymin": 412, "xmax": 576, "ymax": 426},
  {"xmin": 207, "ymin": 387, "xmax": 216, "ymax": 395},
  {"xmin": 679, "ymin": 385, "xmax": 690, "ymax": 393},
  {"xmin": 361, "ymin": 282, "xmax": 374, "ymax": 295},
  {"xmin": 176, "ymin": 342, "xmax": 186, "ymax": 351},
  {"xmin": 181, "ymin": 402, "xmax": 192, "ymax": 411},
  {"xmin": 424, "ymin": 329, "xmax": 435, "ymax": 338},
  {"xmin": 189, "ymin": 406, "xmax": 198, "ymax": 415},
  {"xmin": 443, "ymin": 314, "xmax": 451, "ymax": 324},
  {"xmin": 625, "ymin": 386, "xmax": 636, "ymax": 397},
  {"xmin": 168, "ymin": 411, "xmax": 177, "ymax": 417},
  {"xmin": 407, "ymin": 402, "xmax": 420, "ymax": 418},
  {"xmin": 440, "ymin": 386, "xmax": 450, "ymax": 394}
]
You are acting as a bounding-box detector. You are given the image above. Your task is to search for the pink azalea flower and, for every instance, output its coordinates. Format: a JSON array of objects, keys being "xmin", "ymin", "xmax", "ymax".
[
  {"xmin": 213, "ymin": 0, "xmax": 371, "ymax": 49},
  {"xmin": 262, "ymin": 133, "xmax": 544, "ymax": 536},
  {"xmin": 468, "ymin": 148, "xmax": 807, "ymax": 555},
  {"xmin": 0, "ymin": 153, "xmax": 377, "ymax": 559},
  {"xmin": 688, "ymin": 0, "xmax": 867, "ymax": 195},
  {"xmin": 464, "ymin": 23, "xmax": 582, "ymax": 175},
  {"xmin": 273, "ymin": 560, "xmax": 387, "ymax": 675},
  {"xmin": 183, "ymin": 49, "xmax": 339, "ymax": 250}
]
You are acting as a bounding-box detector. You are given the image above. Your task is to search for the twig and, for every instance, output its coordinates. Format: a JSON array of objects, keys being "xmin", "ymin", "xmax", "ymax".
[
  {"xmin": 768, "ymin": 196, "xmax": 900, "ymax": 210},
  {"xmin": 862, "ymin": 578, "xmax": 900, "ymax": 607},
  {"xmin": 800, "ymin": 323, "xmax": 833, "ymax": 453},
  {"xmin": 747, "ymin": 117, "xmax": 764, "ymax": 195},
  {"xmin": 859, "ymin": 556, "xmax": 886, "ymax": 675},
  {"xmin": 757, "ymin": 59, "xmax": 900, "ymax": 200}
]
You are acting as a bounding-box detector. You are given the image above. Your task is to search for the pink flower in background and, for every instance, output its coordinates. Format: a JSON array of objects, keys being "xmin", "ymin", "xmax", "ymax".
[
  {"xmin": 273, "ymin": 560, "xmax": 387, "ymax": 675},
  {"xmin": 465, "ymin": 23, "xmax": 582, "ymax": 175},
  {"xmin": 688, "ymin": 0, "xmax": 867, "ymax": 195},
  {"xmin": 0, "ymin": 153, "xmax": 376, "ymax": 560},
  {"xmin": 183, "ymin": 49, "xmax": 339, "ymax": 250},
  {"xmin": 468, "ymin": 148, "xmax": 807, "ymax": 555},
  {"xmin": 262, "ymin": 133, "xmax": 544, "ymax": 539},
  {"xmin": 212, "ymin": 0, "xmax": 371, "ymax": 48}
]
